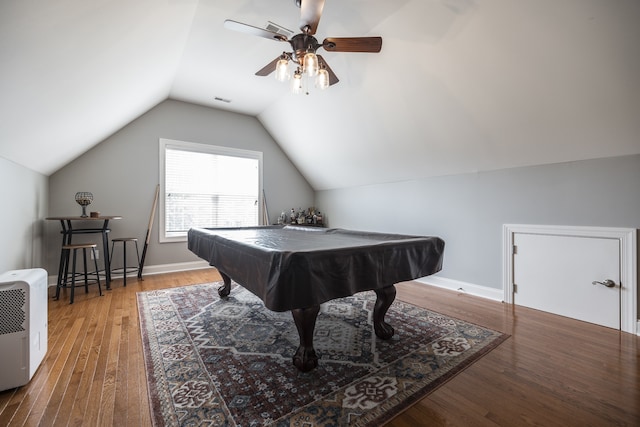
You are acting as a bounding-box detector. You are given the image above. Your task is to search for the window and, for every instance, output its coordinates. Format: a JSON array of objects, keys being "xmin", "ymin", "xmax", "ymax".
[{"xmin": 159, "ymin": 139, "xmax": 263, "ymax": 242}]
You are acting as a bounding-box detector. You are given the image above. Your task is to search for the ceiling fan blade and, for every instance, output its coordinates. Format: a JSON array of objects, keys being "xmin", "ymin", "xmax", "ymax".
[
  {"xmin": 255, "ymin": 56, "xmax": 282, "ymax": 76},
  {"xmin": 224, "ymin": 20, "xmax": 288, "ymax": 42},
  {"xmin": 317, "ymin": 55, "xmax": 339, "ymax": 86},
  {"xmin": 322, "ymin": 37, "xmax": 382, "ymax": 53},
  {"xmin": 299, "ymin": 0, "xmax": 325, "ymax": 35}
]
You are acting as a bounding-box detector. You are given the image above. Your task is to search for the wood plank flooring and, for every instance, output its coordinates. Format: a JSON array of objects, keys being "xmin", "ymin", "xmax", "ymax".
[{"xmin": 0, "ymin": 269, "xmax": 638, "ymax": 426}]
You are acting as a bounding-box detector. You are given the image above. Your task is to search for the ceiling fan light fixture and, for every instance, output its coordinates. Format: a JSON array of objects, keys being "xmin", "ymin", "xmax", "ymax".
[
  {"xmin": 303, "ymin": 51, "xmax": 319, "ymax": 77},
  {"xmin": 275, "ymin": 57, "xmax": 290, "ymax": 82},
  {"xmin": 225, "ymin": 2, "xmax": 382, "ymax": 94}
]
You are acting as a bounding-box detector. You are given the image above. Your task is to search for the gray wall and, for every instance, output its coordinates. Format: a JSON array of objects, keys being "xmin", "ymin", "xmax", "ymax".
[
  {"xmin": 0, "ymin": 156, "xmax": 48, "ymax": 273},
  {"xmin": 316, "ymin": 154, "xmax": 640, "ymax": 290},
  {"xmin": 10, "ymin": 94, "xmax": 639, "ymax": 307},
  {"xmin": 47, "ymin": 100, "xmax": 314, "ymax": 273}
]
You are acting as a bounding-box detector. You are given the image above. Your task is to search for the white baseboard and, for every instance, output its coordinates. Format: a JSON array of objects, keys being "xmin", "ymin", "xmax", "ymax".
[
  {"xmin": 415, "ymin": 275, "xmax": 504, "ymax": 302},
  {"xmin": 138, "ymin": 260, "xmax": 212, "ymax": 276},
  {"xmin": 47, "ymin": 260, "xmax": 212, "ymax": 287}
]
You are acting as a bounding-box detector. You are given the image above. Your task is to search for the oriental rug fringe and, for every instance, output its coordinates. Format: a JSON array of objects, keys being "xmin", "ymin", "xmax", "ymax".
[{"xmin": 138, "ymin": 282, "xmax": 508, "ymax": 426}]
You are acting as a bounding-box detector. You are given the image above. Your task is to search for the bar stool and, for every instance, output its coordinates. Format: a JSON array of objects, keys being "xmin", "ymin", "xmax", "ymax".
[
  {"xmin": 56, "ymin": 243, "xmax": 102, "ymax": 304},
  {"xmin": 110, "ymin": 237, "xmax": 141, "ymax": 287}
]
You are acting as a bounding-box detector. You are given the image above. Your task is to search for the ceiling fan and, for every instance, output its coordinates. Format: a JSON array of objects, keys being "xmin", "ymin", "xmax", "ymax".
[{"xmin": 224, "ymin": 0, "xmax": 382, "ymax": 92}]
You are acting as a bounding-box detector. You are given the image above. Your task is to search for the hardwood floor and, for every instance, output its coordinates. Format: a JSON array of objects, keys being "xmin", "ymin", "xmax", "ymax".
[{"xmin": 0, "ymin": 269, "xmax": 638, "ymax": 426}]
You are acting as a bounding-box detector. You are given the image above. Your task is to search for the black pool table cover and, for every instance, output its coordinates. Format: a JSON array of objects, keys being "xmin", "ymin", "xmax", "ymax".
[{"xmin": 187, "ymin": 225, "xmax": 445, "ymax": 312}]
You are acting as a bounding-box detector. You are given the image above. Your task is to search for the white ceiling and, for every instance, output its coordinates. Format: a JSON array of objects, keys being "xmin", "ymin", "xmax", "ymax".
[{"xmin": 1, "ymin": 0, "xmax": 639, "ymax": 190}]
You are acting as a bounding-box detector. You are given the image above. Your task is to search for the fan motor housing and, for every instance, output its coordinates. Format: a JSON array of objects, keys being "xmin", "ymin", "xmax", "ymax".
[{"xmin": 290, "ymin": 33, "xmax": 320, "ymax": 61}]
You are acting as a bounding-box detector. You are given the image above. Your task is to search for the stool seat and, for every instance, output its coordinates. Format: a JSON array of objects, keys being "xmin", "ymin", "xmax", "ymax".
[
  {"xmin": 110, "ymin": 238, "xmax": 141, "ymax": 287},
  {"xmin": 56, "ymin": 243, "xmax": 102, "ymax": 304}
]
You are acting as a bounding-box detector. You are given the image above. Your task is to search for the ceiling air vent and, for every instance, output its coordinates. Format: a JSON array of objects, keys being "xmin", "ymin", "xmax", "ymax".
[{"xmin": 265, "ymin": 21, "xmax": 293, "ymax": 39}]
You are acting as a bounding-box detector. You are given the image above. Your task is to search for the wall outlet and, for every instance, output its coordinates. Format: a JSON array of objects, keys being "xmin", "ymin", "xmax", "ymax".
[{"xmin": 91, "ymin": 249, "xmax": 99, "ymax": 260}]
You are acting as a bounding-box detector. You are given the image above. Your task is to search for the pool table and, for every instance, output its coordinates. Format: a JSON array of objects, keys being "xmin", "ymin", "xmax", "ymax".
[{"xmin": 188, "ymin": 225, "xmax": 445, "ymax": 372}]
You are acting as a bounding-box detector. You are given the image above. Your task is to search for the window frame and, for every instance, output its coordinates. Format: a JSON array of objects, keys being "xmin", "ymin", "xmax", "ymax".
[{"xmin": 158, "ymin": 138, "xmax": 264, "ymax": 243}]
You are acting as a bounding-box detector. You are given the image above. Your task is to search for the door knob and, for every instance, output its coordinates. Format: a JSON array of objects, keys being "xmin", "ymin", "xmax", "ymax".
[{"xmin": 592, "ymin": 279, "xmax": 617, "ymax": 288}]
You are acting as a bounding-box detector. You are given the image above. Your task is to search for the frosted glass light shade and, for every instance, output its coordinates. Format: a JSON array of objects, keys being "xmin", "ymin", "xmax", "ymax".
[
  {"xmin": 275, "ymin": 59, "xmax": 290, "ymax": 82},
  {"xmin": 292, "ymin": 71, "xmax": 303, "ymax": 94},
  {"xmin": 303, "ymin": 52, "xmax": 319, "ymax": 77},
  {"xmin": 316, "ymin": 69, "xmax": 329, "ymax": 90}
]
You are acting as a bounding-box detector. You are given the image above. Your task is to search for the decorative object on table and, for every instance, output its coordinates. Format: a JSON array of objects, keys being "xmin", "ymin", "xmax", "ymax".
[
  {"xmin": 297, "ymin": 208, "xmax": 306, "ymax": 224},
  {"xmin": 138, "ymin": 282, "xmax": 508, "ymax": 426},
  {"xmin": 74, "ymin": 192, "xmax": 93, "ymax": 218},
  {"xmin": 307, "ymin": 206, "xmax": 323, "ymax": 225},
  {"xmin": 284, "ymin": 206, "xmax": 324, "ymax": 226},
  {"xmin": 278, "ymin": 211, "xmax": 287, "ymax": 225},
  {"xmin": 89, "ymin": 211, "xmax": 100, "ymax": 218}
]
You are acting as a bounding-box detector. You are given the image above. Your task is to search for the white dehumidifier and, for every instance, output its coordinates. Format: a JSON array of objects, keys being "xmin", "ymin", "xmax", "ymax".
[{"xmin": 0, "ymin": 268, "xmax": 48, "ymax": 391}]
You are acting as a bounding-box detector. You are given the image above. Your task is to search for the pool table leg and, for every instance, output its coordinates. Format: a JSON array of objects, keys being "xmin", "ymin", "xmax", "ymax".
[
  {"xmin": 218, "ymin": 272, "xmax": 232, "ymax": 298},
  {"xmin": 373, "ymin": 285, "xmax": 397, "ymax": 340},
  {"xmin": 291, "ymin": 305, "xmax": 321, "ymax": 372}
]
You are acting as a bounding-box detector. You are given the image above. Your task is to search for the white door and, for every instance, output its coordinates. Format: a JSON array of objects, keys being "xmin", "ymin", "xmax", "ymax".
[{"xmin": 513, "ymin": 232, "xmax": 620, "ymax": 329}]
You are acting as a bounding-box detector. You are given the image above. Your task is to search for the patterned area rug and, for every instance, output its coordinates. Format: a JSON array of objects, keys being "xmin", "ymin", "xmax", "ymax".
[{"xmin": 138, "ymin": 282, "xmax": 508, "ymax": 426}]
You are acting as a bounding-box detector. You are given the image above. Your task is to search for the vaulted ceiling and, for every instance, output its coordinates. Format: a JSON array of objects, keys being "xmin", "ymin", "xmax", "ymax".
[{"xmin": 1, "ymin": 0, "xmax": 639, "ymax": 190}]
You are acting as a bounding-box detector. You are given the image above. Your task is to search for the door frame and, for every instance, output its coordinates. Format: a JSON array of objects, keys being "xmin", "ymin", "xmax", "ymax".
[{"xmin": 503, "ymin": 224, "xmax": 637, "ymax": 335}]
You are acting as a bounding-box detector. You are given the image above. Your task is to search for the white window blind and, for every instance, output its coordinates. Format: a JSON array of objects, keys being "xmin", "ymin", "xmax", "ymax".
[{"xmin": 160, "ymin": 139, "xmax": 262, "ymax": 242}]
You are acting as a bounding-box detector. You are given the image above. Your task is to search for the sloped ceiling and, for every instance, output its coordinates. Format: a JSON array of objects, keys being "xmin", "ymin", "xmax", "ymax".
[{"xmin": 1, "ymin": 0, "xmax": 639, "ymax": 190}]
